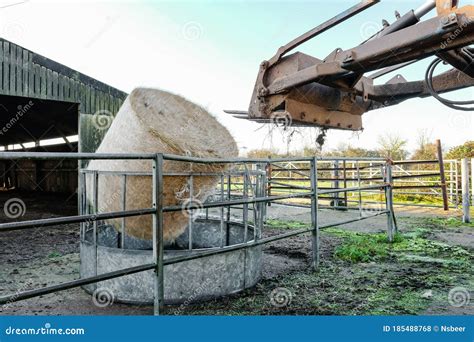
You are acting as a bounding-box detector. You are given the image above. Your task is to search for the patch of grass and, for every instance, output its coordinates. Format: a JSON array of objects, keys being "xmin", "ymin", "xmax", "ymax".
[
  {"xmin": 325, "ymin": 228, "xmax": 472, "ymax": 267},
  {"xmin": 393, "ymin": 236, "xmax": 470, "ymax": 258},
  {"xmin": 265, "ymin": 219, "xmax": 310, "ymax": 229},
  {"xmin": 47, "ymin": 251, "xmax": 61, "ymax": 258},
  {"xmin": 366, "ymin": 288, "xmax": 427, "ymax": 315},
  {"xmin": 402, "ymin": 226, "xmax": 431, "ymax": 239},
  {"xmin": 421, "ymin": 217, "xmax": 474, "ymax": 228},
  {"xmin": 392, "ymin": 194, "xmax": 443, "ymax": 205},
  {"xmin": 182, "ymin": 216, "xmax": 473, "ymax": 316},
  {"xmin": 390, "ymin": 225, "xmax": 472, "ymax": 269},
  {"xmin": 325, "ymin": 228, "xmax": 401, "ymax": 263},
  {"xmin": 424, "ymin": 273, "xmax": 458, "ymax": 288}
]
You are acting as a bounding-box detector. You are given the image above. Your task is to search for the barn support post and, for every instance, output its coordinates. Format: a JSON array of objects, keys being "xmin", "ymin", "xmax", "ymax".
[
  {"xmin": 33, "ymin": 160, "xmax": 41, "ymax": 191},
  {"xmin": 0, "ymin": 161, "xmax": 5, "ymax": 188},
  {"xmin": 153, "ymin": 153, "xmax": 165, "ymax": 315},
  {"xmin": 384, "ymin": 161, "xmax": 397, "ymax": 242},
  {"xmin": 310, "ymin": 157, "xmax": 320, "ymax": 269},
  {"xmin": 9, "ymin": 160, "xmax": 17, "ymax": 189},
  {"xmin": 461, "ymin": 158, "xmax": 470, "ymax": 223}
]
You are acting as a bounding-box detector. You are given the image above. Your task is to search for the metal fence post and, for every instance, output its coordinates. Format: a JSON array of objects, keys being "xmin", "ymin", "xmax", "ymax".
[
  {"xmin": 471, "ymin": 158, "xmax": 474, "ymax": 208},
  {"xmin": 267, "ymin": 156, "xmax": 272, "ymax": 207},
  {"xmin": 333, "ymin": 160, "xmax": 339, "ymax": 208},
  {"xmin": 120, "ymin": 174, "xmax": 127, "ymax": 249},
  {"xmin": 310, "ymin": 157, "xmax": 319, "ymax": 269},
  {"xmin": 79, "ymin": 171, "xmax": 86, "ymax": 243},
  {"xmin": 261, "ymin": 163, "xmax": 268, "ymax": 222},
  {"xmin": 188, "ymin": 175, "xmax": 194, "ymax": 250},
  {"xmin": 342, "ymin": 160, "xmax": 347, "ymax": 208},
  {"xmin": 455, "ymin": 161, "xmax": 459, "ymax": 207},
  {"xmin": 153, "ymin": 153, "xmax": 165, "ymax": 315},
  {"xmin": 93, "ymin": 171, "xmax": 99, "ymax": 277},
  {"xmin": 385, "ymin": 161, "xmax": 396, "ymax": 241},
  {"xmin": 257, "ymin": 163, "xmax": 265, "ymax": 238},
  {"xmin": 449, "ymin": 161, "xmax": 454, "ymax": 205},
  {"xmin": 226, "ymin": 174, "xmax": 232, "ymax": 246},
  {"xmin": 356, "ymin": 161, "xmax": 362, "ymax": 217},
  {"xmin": 220, "ymin": 174, "xmax": 225, "ymax": 247},
  {"xmin": 461, "ymin": 158, "xmax": 470, "ymax": 223},
  {"xmin": 243, "ymin": 171, "xmax": 249, "ymax": 243}
]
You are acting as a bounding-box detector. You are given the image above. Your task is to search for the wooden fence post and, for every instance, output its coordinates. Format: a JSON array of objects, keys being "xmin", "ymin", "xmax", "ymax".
[
  {"xmin": 436, "ymin": 139, "xmax": 449, "ymax": 211},
  {"xmin": 461, "ymin": 158, "xmax": 470, "ymax": 223}
]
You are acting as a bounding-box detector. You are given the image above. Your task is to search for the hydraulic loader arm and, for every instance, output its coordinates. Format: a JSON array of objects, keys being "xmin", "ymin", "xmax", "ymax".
[{"xmin": 227, "ymin": 0, "xmax": 474, "ymax": 131}]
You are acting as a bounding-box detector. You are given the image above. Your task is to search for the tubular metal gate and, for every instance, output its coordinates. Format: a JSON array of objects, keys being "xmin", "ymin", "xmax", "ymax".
[
  {"xmin": 268, "ymin": 158, "xmax": 473, "ymax": 210},
  {"xmin": 0, "ymin": 152, "xmax": 397, "ymax": 315}
]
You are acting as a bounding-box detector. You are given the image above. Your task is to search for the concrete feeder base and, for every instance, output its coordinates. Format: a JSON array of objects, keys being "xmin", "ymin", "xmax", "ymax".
[{"xmin": 80, "ymin": 218, "xmax": 262, "ymax": 304}]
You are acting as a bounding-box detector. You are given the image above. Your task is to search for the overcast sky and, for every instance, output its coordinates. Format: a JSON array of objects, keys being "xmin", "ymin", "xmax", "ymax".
[{"xmin": 2, "ymin": 0, "xmax": 472, "ymax": 154}]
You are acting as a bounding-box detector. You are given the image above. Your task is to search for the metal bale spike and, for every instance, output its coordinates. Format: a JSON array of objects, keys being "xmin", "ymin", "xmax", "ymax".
[{"xmin": 224, "ymin": 110, "xmax": 249, "ymax": 115}]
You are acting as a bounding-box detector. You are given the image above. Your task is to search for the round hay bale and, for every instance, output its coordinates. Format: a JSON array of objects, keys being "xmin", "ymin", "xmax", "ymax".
[{"xmin": 87, "ymin": 88, "xmax": 238, "ymax": 242}]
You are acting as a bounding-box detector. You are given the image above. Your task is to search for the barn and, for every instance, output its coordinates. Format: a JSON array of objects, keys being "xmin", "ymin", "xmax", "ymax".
[{"xmin": 0, "ymin": 38, "xmax": 127, "ymax": 194}]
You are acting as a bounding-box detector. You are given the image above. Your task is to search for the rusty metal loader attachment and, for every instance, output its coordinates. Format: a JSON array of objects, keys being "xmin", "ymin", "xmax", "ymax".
[{"xmin": 226, "ymin": 0, "xmax": 474, "ymax": 131}]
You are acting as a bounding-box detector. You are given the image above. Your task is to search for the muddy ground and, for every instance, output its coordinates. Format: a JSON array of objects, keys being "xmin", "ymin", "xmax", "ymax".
[{"xmin": 0, "ymin": 191, "xmax": 472, "ymax": 315}]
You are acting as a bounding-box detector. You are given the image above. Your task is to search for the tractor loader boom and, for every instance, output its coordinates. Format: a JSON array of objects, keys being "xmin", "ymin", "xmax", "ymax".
[{"xmin": 226, "ymin": 0, "xmax": 474, "ymax": 130}]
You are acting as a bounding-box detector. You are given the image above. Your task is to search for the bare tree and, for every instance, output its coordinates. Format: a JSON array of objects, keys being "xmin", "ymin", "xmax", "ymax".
[
  {"xmin": 377, "ymin": 133, "xmax": 408, "ymax": 160},
  {"xmin": 412, "ymin": 129, "xmax": 437, "ymax": 161}
]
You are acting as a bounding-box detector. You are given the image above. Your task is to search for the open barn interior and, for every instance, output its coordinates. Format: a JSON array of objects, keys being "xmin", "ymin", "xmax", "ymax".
[{"xmin": 0, "ymin": 94, "xmax": 79, "ymax": 195}]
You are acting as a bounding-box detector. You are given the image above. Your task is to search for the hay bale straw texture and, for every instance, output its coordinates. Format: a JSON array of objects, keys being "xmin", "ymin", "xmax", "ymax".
[{"xmin": 87, "ymin": 88, "xmax": 238, "ymax": 242}]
